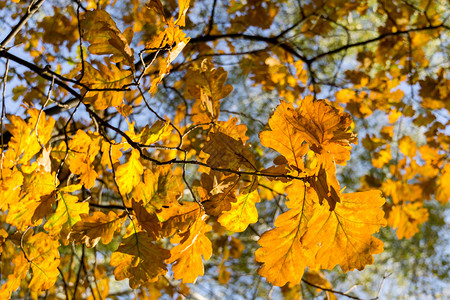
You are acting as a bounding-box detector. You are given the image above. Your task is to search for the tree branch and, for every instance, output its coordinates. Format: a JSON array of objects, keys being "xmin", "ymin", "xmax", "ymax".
[{"xmin": 0, "ymin": 0, "xmax": 46, "ymax": 50}]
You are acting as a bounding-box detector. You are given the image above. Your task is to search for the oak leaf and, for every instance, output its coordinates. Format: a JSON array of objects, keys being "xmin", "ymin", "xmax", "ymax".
[
  {"xmin": 132, "ymin": 200, "xmax": 162, "ymax": 240},
  {"xmin": 0, "ymin": 232, "xmax": 60, "ymax": 297},
  {"xmin": 387, "ymin": 202, "xmax": 429, "ymax": 239},
  {"xmin": 68, "ymin": 130, "xmax": 100, "ymax": 189},
  {"xmin": 255, "ymin": 182, "xmax": 318, "ymax": 286},
  {"xmin": 44, "ymin": 185, "xmax": 90, "ymax": 237},
  {"xmin": 196, "ymin": 171, "xmax": 238, "ymax": 216},
  {"xmin": 133, "ymin": 166, "xmax": 183, "ymax": 211},
  {"xmin": 304, "ymin": 190, "xmax": 386, "ymax": 272},
  {"xmin": 80, "ymin": 61, "xmax": 133, "ymax": 110},
  {"xmin": 82, "ymin": 9, "xmax": 135, "ymax": 70},
  {"xmin": 259, "ymin": 100, "xmax": 308, "ymax": 171},
  {"xmin": 69, "ymin": 211, "xmax": 125, "ymax": 247},
  {"xmin": 218, "ymin": 188, "xmax": 260, "ymax": 232},
  {"xmin": 116, "ymin": 149, "xmax": 144, "ymax": 194},
  {"xmin": 110, "ymin": 232, "xmax": 170, "ymax": 288},
  {"xmin": 203, "ymin": 132, "xmax": 256, "ymax": 171},
  {"xmin": 167, "ymin": 214, "xmax": 212, "ymax": 283}
]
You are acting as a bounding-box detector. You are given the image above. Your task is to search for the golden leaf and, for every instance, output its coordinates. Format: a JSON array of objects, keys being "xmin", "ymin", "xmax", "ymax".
[
  {"xmin": 196, "ymin": 171, "xmax": 238, "ymax": 216},
  {"xmin": 80, "ymin": 61, "xmax": 133, "ymax": 110},
  {"xmin": 69, "ymin": 211, "xmax": 125, "ymax": 247},
  {"xmin": 44, "ymin": 185, "xmax": 90, "ymax": 237},
  {"xmin": 218, "ymin": 188, "xmax": 260, "ymax": 232},
  {"xmin": 255, "ymin": 182, "xmax": 317, "ymax": 286},
  {"xmin": 259, "ymin": 100, "xmax": 308, "ymax": 171},
  {"xmin": 387, "ymin": 202, "xmax": 429, "ymax": 239},
  {"xmin": 304, "ymin": 190, "xmax": 386, "ymax": 272},
  {"xmin": 132, "ymin": 200, "xmax": 162, "ymax": 240},
  {"xmin": 110, "ymin": 232, "xmax": 170, "ymax": 288},
  {"xmin": 116, "ymin": 149, "xmax": 144, "ymax": 194},
  {"xmin": 167, "ymin": 214, "xmax": 212, "ymax": 283},
  {"xmin": 203, "ymin": 132, "xmax": 256, "ymax": 171},
  {"xmin": 82, "ymin": 9, "xmax": 135, "ymax": 69}
]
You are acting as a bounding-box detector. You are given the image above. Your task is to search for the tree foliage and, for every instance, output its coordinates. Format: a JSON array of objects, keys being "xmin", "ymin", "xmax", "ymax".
[{"xmin": 0, "ymin": 0, "xmax": 449, "ymax": 299}]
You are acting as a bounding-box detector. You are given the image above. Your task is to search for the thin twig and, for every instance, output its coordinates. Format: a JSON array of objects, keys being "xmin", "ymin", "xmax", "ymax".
[{"xmin": 0, "ymin": 0, "xmax": 46, "ymax": 50}]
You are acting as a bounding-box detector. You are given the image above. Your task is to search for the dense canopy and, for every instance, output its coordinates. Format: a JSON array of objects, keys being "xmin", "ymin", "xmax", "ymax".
[{"xmin": 0, "ymin": 0, "xmax": 449, "ymax": 299}]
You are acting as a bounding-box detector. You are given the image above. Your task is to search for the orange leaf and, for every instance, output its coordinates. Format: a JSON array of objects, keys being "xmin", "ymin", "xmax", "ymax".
[
  {"xmin": 110, "ymin": 232, "xmax": 170, "ymax": 288},
  {"xmin": 304, "ymin": 190, "xmax": 386, "ymax": 272},
  {"xmin": 196, "ymin": 171, "xmax": 238, "ymax": 216},
  {"xmin": 44, "ymin": 185, "xmax": 90, "ymax": 238},
  {"xmin": 387, "ymin": 202, "xmax": 429, "ymax": 239},
  {"xmin": 132, "ymin": 200, "xmax": 162, "ymax": 240},
  {"xmin": 68, "ymin": 130, "xmax": 100, "ymax": 188},
  {"xmin": 69, "ymin": 211, "xmax": 125, "ymax": 247},
  {"xmin": 259, "ymin": 100, "xmax": 308, "ymax": 171},
  {"xmin": 116, "ymin": 149, "xmax": 144, "ymax": 194},
  {"xmin": 82, "ymin": 9, "xmax": 135, "ymax": 70},
  {"xmin": 80, "ymin": 61, "xmax": 133, "ymax": 110},
  {"xmin": 218, "ymin": 188, "xmax": 260, "ymax": 232},
  {"xmin": 203, "ymin": 132, "xmax": 256, "ymax": 171},
  {"xmin": 167, "ymin": 214, "xmax": 212, "ymax": 283},
  {"xmin": 0, "ymin": 232, "xmax": 60, "ymax": 297},
  {"xmin": 255, "ymin": 182, "xmax": 318, "ymax": 286}
]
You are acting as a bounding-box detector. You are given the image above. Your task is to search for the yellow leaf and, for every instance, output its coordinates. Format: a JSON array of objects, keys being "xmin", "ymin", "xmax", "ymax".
[
  {"xmin": 304, "ymin": 190, "xmax": 386, "ymax": 272},
  {"xmin": 0, "ymin": 232, "xmax": 60, "ymax": 297},
  {"xmin": 132, "ymin": 200, "xmax": 162, "ymax": 240},
  {"xmin": 167, "ymin": 214, "xmax": 212, "ymax": 283},
  {"xmin": 197, "ymin": 171, "xmax": 238, "ymax": 216},
  {"xmin": 146, "ymin": 0, "xmax": 167, "ymax": 22},
  {"xmin": 82, "ymin": 9, "xmax": 135, "ymax": 69},
  {"xmin": 218, "ymin": 189, "xmax": 260, "ymax": 232},
  {"xmin": 175, "ymin": 0, "xmax": 190, "ymax": 26},
  {"xmin": 133, "ymin": 166, "xmax": 183, "ymax": 211},
  {"xmin": 255, "ymin": 182, "xmax": 317, "ymax": 286},
  {"xmin": 110, "ymin": 232, "xmax": 170, "ymax": 288},
  {"xmin": 116, "ymin": 149, "xmax": 143, "ymax": 194},
  {"xmin": 202, "ymin": 132, "xmax": 256, "ymax": 171},
  {"xmin": 387, "ymin": 202, "xmax": 429, "ymax": 239},
  {"xmin": 140, "ymin": 120, "xmax": 171, "ymax": 145},
  {"xmin": 80, "ymin": 61, "xmax": 133, "ymax": 110},
  {"xmin": 69, "ymin": 211, "xmax": 125, "ymax": 247},
  {"xmin": 44, "ymin": 185, "xmax": 89, "ymax": 237},
  {"xmin": 68, "ymin": 130, "xmax": 100, "ymax": 188},
  {"xmin": 259, "ymin": 100, "xmax": 308, "ymax": 171},
  {"xmin": 436, "ymin": 164, "xmax": 450, "ymax": 203}
]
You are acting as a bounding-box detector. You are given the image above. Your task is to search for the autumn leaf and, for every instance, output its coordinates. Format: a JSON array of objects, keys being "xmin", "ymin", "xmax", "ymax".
[
  {"xmin": 69, "ymin": 211, "xmax": 125, "ymax": 247},
  {"xmin": 186, "ymin": 59, "xmax": 233, "ymax": 124},
  {"xmin": 5, "ymin": 109, "xmax": 55, "ymax": 164},
  {"xmin": 175, "ymin": 0, "xmax": 190, "ymax": 26},
  {"xmin": 0, "ymin": 232, "xmax": 60, "ymax": 297},
  {"xmin": 132, "ymin": 200, "xmax": 162, "ymax": 240},
  {"xmin": 303, "ymin": 269, "xmax": 337, "ymax": 300},
  {"xmin": 167, "ymin": 214, "xmax": 212, "ymax": 283},
  {"xmin": 203, "ymin": 132, "xmax": 256, "ymax": 171},
  {"xmin": 82, "ymin": 9, "xmax": 135, "ymax": 70},
  {"xmin": 6, "ymin": 170, "xmax": 55, "ymax": 230},
  {"xmin": 196, "ymin": 171, "xmax": 238, "ymax": 216},
  {"xmin": 303, "ymin": 190, "xmax": 386, "ymax": 272},
  {"xmin": 44, "ymin": 184, "xmax": 90, "ymax": 237},
  {"xmin": 387, "ymin": 202, "xmax": 429, "ymax": 239},
  {"xmin": 68, "ymin": 130, "xmax": 100, "ymax": 189},
  {"xmin": 110, "ymin": 232, "xmax": 170, "ymax": 288},
  {"xmin": 147, "ymin": 17, "xmax": 190, "ymax": 95},
  {"xmin": 255, "ymin": 182, "xmax": 318, "ymax": 286},
  {"xmin": 218, "ymin": 187, "xmax": 260, "ymax": 232},
  {"xmin": 259, "ymin": 100, "xmax": 308, "ymax": 171},
  {"xmin": 133, "ymin": 166, "xmax": 183, "ymax": 211},
  {"xmin": 116, "ymin": 149, "xmax": 144, "ymax": 194},
  {"xmin": 80, "ymin": 61, "xmax": 133, "ymax": 110}
]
